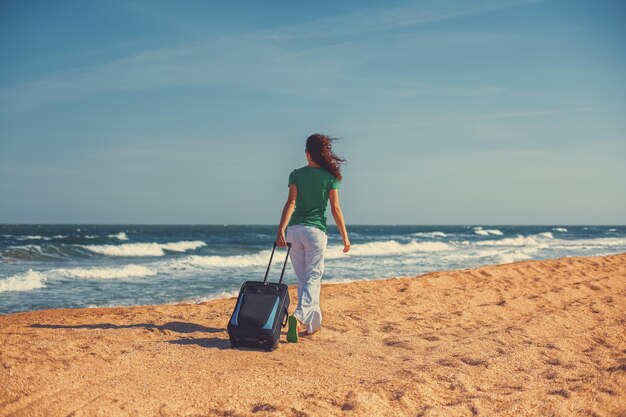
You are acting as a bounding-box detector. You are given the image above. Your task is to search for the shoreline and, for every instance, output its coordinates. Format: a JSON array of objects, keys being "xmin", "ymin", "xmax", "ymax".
[
  {"xmin": 3, "ymin": 251, "xmax": 623, "ymax": 318},
  {"xmin": 2, "ymin": 224, "xmax": 625, "ymax": 316},
  {"xmin": 1, "ymin": 253, "xmax": 625, "ymax": 416}
]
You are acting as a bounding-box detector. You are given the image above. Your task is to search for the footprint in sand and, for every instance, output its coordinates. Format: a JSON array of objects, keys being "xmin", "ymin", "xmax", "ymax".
[
  {"xmin": 461, "ymin": 357, "xmax": 486, "ymax": 366},
  {"xmin": 417, "ymin": 405, "xmax": 433, "ymax": 417},
  {"xmin": 396, "ymin": 368, "xmax": 415, "ymax": 378},
  {"xmin": 391, "ymin": 390, "xmax": 404, "ymax": 401},
  {"xmin": 548, "ymin": 389, "xmax": 570, "ymax": 398},
  {"xmin": 338, "ymin": 391, "xmax": 357, "ymax": 411},
  {"xmin": 606, "ymin": 363, "xmax": 626, "ymax": 372},
  {"xmin": 437, "ymin": 358, "xmax": 457, "ymax": 367},
  {"xmin": 251, "ymin": 403, "xmax": 279, "ymax": 413},
  {"xmin": 543, "ymin": 371, "xmax": 557, "ymax": 380},
  {"xmin": 290, "ymin": 408, "xmax": 310, "ymax": 417},
  {"xmin": 345, "ymin": 312, "xmax": 361, "ymax": 321},
  {"xmin": 383, "ymin": 338, "xmax": 413, "ymax": 350},
  {"xmin": 340, "ymin": 402, "xmax": 356, "ymax": 411},
  {"xmin": 397, "ymin": 284, "xmax": 409, "ymax": 292},
  {"xmin": 599, "ymin": 387, "xmax": 618, "ymax": 396},
  {"xmin": 381, "ymin": 324, "xmax": 398, "ymax": 333}
]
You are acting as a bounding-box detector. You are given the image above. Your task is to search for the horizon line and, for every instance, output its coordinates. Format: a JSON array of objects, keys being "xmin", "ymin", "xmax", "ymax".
[{"xmin": 0, "ymin": 223, "xmax": 623, "ymax": 227}]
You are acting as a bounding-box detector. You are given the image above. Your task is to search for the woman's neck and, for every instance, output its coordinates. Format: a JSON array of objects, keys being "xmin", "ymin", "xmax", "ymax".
[{"xmin": 307, "ymin": 161, "xmax": 321, "ymax": 168}]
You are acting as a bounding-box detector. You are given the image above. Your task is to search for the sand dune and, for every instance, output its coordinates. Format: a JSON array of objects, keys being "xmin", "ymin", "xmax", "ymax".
[{"xmin": 1, "ymin": 253, "xmax": 625, "ymax": 416}]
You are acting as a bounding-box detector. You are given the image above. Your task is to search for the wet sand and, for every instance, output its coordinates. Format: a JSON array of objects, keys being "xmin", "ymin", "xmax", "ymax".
[{"xmin": 1, "ymin": 253, "xmax": 625, "ymax": 416}]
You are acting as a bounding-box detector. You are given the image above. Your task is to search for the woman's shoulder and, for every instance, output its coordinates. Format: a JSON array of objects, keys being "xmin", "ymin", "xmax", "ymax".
[
  {"xmin": 291, "ymin": 165, "xmax": 317, "ymax": 175},
  {"xmin": 289, "ymin": 166, "xmax": 307, "ymax": 176},
  {"xmin": 291, "ymin": 165, "xmax": 339, "ymax": 181}
]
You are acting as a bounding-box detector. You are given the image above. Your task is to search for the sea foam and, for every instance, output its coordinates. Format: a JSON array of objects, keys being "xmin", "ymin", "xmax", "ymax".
[
  {"xmin": 79, "ymin": 241, "xmax": 206, "ymax": 257},
  {"xmin": 108, "ymin": 232, "xmax": 129, "ymax": 241},
  {"xmin": 474, "ymin": 228, "xmax": 503, "ymax": 236},
  {"xmin": 0, "ymin": 270, "xmax": 47, "ymax": 292},
  {"xmin": 555, "ymin": 237, "xmax": 626, "ymax": 247},
  {"xmin": 327, "ymin": 240, "xmax": 452, "ymax": 258},
  {"xmin": 473, "ymin": 233, "xmax": 553, "ymax": 247},
  {"xmin": 171, "ymin": 250, "xmax": 274, "ymax": 269},
  {"xmin": 16, "ymin": 235, "xmax": 50, "ymax": 241},
  {"xmin": 53, "ymin": 265, "xmax": 157, "ymax": 279},
  {"xmin": 165, "ymin": 239, "xmax": 452, "ymax": 271},
  {"xmin": 413, "ymin": 231, "xmax": 447, "ymax": 238},
  {"xmin": 495, "ymin": 251, "xmax": 533, "ymax": 264}
]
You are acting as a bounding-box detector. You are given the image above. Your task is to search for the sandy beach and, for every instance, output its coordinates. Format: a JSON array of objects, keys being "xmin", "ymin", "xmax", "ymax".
[{"xmin": 1, "ymin": 253, "xmax": 625, "ymax": 416}]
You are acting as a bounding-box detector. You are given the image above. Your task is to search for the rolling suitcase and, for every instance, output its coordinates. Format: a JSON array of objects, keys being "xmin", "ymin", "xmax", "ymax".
[{"xmin": 227, "ymin": 242, "xmax": 291, "ymax": 351}]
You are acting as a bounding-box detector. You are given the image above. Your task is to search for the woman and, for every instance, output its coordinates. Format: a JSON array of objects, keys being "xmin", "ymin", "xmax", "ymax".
[{"xmin": 276, "ymin": 133, "xmax": 350, "ymax": 343}]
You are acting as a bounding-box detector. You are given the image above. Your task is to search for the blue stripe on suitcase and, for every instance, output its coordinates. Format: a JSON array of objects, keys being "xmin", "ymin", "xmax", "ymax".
[
  {"xmin": 263, "ymin": 298, "xmax": 280, "ymax": 330},
  {"xmin": 230, "ymin": 295, "xmax": 243, "ymax": 326}
]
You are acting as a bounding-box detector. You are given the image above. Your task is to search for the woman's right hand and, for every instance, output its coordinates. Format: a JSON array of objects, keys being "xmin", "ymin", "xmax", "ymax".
[
  {"xmin": 276, "ymin": 229, "xmax": 287, "ymax": 247},
  {"xmin": 343, "ymin": 239, "xmax": 350, "ymax": 253}
]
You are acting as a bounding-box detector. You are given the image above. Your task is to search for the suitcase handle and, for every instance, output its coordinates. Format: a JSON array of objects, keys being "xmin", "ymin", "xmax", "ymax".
[
  {"xmin": 263, "ymin": 242, "xmax": 292, "ymax": 285},
  {"xmin": 281, "ymin": 307, "xmax": 289, "ymax": 328}
]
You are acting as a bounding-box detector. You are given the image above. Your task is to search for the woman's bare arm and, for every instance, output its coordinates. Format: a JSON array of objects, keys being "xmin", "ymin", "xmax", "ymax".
[
  {"xmin": 276, "ymin": 185, "xmax": 297, "ymax": 246},
  {"xmin": 329, "ymin": 189, "xmax": 350, "ymax": 253}
]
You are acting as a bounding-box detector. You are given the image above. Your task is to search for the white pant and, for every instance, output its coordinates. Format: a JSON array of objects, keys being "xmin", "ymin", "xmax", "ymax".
[{"xmin": 286, "ymin": 225, "xmax": 327, "ymax": 333}]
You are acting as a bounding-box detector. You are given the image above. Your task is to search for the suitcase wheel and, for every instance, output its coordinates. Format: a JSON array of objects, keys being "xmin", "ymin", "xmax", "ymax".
[{"xmin": 229, "ymin": 336, "xmax": 239, "ymax": 348}]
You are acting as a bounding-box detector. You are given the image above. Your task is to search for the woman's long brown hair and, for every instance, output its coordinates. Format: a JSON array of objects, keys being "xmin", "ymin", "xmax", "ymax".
[{"xmin": 305, "ymin": 133, "xmax": 347, "ymax": 181}]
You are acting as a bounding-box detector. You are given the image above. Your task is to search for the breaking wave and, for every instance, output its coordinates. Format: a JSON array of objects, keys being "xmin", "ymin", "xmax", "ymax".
[
  {"xmin": 474, "ymin": 227, "xmax": 503, "ymax": 236},
  {"xmin": 328, "ymin": 240, "xmax": 452, "ymax": 258},
  {"xmin": 553, "ymin": 227, "xmax": 568, "ymax": 232},
  {"xmin": 16, "ymin": 235, "xmax": 49, "ymax": 240},
  {"xmin": 79, "ymin": 241, "xmax": 206, "ymax": 257},
  {"xmin": 554, "ymin": 237, "xmax": 626, "ymax": 247},
  {"xmin": 12, "ymin": 235, "xmax": 69, "ymax": 241},
  {"xmin": 170, "ymin": 250, "xmax": 274, "ymax": 270},
  {"xmin": 0, "ymin": 270, "xmax": 47, "ymax": 292},
  {"xmin": 165, "ymin": 240, "xmax": 453, "ymax": 271},
  {"xmin": 472, "ymin": 232, "xmax": 554, "ymax": 247},
  {"xmin": 53, "ymin": 265, "xmax": 157, "ymax": 279},
  {"xmin": 413, "ymin": 231, "xmax": 447, "ymax": 238},
  {"xmin": 494, "ymin": 251, "xmax": 533, "ymax": 264},
  {"xmin": 108, "ymin": 232, "xmax": 129, "ymax": 241},
  {"xmin": 1, "ymin": 244, "xmax": 92, "ymax": 261}
]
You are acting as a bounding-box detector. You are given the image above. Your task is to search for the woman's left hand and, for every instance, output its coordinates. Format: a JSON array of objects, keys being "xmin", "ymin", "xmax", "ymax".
[{"xmin": 276, "ymin": 229, "xmax": 287, "ymax": 247}]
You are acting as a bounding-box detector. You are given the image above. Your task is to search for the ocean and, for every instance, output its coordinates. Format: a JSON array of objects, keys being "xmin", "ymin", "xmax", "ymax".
[{"xmin": 1, "ymin": 224, "xmax": 624, "ymax": 315}]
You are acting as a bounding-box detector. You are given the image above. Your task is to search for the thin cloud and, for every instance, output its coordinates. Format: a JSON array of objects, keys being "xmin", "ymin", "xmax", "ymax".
[
  {"xmin": 0, "ymin": 0, "xmax": 545, "ymax": 112},
  {"xmin": 257, "ymin": 0, "xmax": 544, "ymax": 41},
  {"xmin": 471, "ymin": 108, "xmax": 596, "ymax": 121}
]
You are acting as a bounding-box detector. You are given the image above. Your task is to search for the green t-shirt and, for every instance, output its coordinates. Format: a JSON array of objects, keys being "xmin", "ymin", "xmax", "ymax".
[{"xmin": 288, "ymin": 166, "xmax": 340, "ymax": 233}]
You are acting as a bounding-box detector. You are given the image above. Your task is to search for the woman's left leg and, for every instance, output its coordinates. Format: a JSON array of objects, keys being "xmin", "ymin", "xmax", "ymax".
[
  {"xmin": 286, "ymin": 226, "xmax": 307, "ymax": 327},
  {"xmin": 299, "ymin": 226, "xmax": 327, "ymax": 334}
]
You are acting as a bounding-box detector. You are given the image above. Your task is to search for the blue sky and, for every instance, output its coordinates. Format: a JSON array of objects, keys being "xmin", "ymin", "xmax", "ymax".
[{"xmin": 0, "ymin": 0, "xmax": 624, "ymax": 224}]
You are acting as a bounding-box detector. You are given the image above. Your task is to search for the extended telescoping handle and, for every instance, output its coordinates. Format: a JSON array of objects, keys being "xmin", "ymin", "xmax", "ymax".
[{"xmin": 263, "ymin": 242, "xmax": 292, "ymax": 285}]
